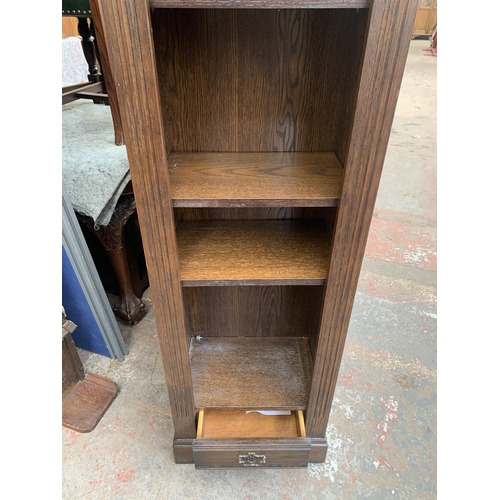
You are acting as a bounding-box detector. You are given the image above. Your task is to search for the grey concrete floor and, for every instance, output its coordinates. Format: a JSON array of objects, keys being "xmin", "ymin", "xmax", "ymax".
[{"xmin": 62, "ymin": 40, "xmax": 436, "ymax": 499}]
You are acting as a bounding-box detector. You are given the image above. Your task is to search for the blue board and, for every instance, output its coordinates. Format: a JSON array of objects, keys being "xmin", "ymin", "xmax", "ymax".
[{"xmin": 62, "ymin": 246, "xmax": 111, "ymax": 358}]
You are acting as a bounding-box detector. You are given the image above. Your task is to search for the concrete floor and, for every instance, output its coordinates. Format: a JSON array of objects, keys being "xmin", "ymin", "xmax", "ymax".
[{"xmin": 62, "ymin": 40, "xmax": 436, "ymax": 499}]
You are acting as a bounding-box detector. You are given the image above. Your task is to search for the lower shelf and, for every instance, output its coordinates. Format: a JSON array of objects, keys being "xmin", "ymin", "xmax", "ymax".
[{"xmin": 189, "ymin": 336, "xmax": 312, "ymax": 410}]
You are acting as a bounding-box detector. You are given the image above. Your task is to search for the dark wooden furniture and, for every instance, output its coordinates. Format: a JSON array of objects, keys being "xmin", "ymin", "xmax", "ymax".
[
  {"xmin": 62, "ymin": 0, "xmax": 124, "ymax": 146},
  {"xmin": 77, "ymin": 196, "xmax": 149, "ymax": 322},
  {"xmin": 62, "ymin": 96, "xmax": 148, "ymax": 324},
  {"xmin": 62, "ymin": 0, "xmax": 148, "ymax": 323},
  {"xmin": 95, "ymin": 0, "xmax": 418, "ymax": 468},
  {"xmin": 62, "ymin": 310, "xmax": 120, "ymax": 432},
  {"xmin": 75, "ymin": 183, "xmax": 148, "ymax": 325}
]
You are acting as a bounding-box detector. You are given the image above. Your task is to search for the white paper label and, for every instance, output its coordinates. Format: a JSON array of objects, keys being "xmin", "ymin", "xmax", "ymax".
[{"xmin": 245, "ymin": 410, "xmax": 292, "ymax": 416}]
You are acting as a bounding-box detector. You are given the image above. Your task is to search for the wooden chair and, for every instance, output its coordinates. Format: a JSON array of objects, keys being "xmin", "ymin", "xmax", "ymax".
[{"xmin": 62, "ymin": 0, "xmax": 124, "ymax": 146}]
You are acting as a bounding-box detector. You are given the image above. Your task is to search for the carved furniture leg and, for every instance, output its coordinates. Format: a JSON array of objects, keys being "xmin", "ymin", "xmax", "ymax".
[
  {"xmin": 77, "ymin": 17, "xmax": 100, "ymax": 82},
  {"xmin": 76, "ymin": 195, "xmax": 145, "ymax": 325}
]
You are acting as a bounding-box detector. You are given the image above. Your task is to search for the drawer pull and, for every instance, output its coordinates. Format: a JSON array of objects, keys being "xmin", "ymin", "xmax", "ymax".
[{"xmin": 238, "ymin": 452, "xmax": 266, "ymax": 466}]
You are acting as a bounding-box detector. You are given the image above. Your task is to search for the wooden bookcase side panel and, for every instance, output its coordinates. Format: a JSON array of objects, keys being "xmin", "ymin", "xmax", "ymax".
[
  {"xmin": 93, "ymin": 0, "xmax": 197, "ymax": 438},
  {"xmin": 152, "ymin": 8, "xmax": 368, "ymax": 162},
  {"xmin": 305, "ymin": 0, "xmax": 419, "ymax": 438}
]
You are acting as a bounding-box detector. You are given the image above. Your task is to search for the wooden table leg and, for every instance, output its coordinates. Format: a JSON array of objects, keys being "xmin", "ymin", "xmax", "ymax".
[{"xmin": 77, "ymin": 195, "xmax": 146, "ymax": 325}]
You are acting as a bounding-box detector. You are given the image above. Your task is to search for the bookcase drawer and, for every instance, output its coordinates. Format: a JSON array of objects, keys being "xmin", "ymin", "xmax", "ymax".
[
  {"xmin": 193, "ymin": 438, "xmax": 311, "ymax": 469},
  {"xmin": 193, "ymin": 409, "xmax": 311, "ymax": 469}
]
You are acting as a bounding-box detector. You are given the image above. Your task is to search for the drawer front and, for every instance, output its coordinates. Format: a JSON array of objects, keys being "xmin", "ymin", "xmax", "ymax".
[{"xmin": 193, "ymin": 438, "xmax": 311, "ymax": 469}]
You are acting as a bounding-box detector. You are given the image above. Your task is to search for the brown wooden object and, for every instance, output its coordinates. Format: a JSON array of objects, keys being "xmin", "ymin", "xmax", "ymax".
[
  {"xmin": 412, "ymin": 0, "xmax": 437, "ymax": 39},
  {"xmin": 197, "ymin": 410, "xmax": 306, "ymax": 439},
  {"xmin": 76, "ymin": 193, "xmax": 146, "ymax": 325},
  {"xmin": 95, "ymin": 0, "xmax": 418, "ymax": 468},
  {"xmin": 169, "ymin": 152, "xmax": 343, "ymax": 208},
  {"xmin": 88, "ymin": 0, "xmax": 125, "ymax": 146},
  {"xmin": 183, "ymin": 285, "xmax": 323, "ymax": 340},
  {"xmin": 177, "ymin": 220, "xmax": 331, "ymax": 286},
  {"xmin": 63, "ymin": 23, "xmax": 147, "ymax": 325},
  {"xmin": 62, "ymin": 314, "xmax": 119, "ymax": 433},
  {"xmin": 62, "ymin": 5, "xmax": 124, "ymax": 146},
  {"xmin": 190, "ymin": 337, "xmax": 312, "ymax": 410},
  {"xmin": 77, "ymin": 17, "xmax": 100, "ymax": 81}
]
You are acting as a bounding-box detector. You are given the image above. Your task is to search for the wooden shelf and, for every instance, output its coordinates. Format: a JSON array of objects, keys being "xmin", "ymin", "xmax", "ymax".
[
  {"xmin": 190, "ymin": 337, "xmax": 312, "ymax": 410},
  {"xmin": 150, "ymin": 1, "xmax": 370, "ymax": 9},
  {"xmin": 177, "ymin": 220, "xmax": 331, "ymax": 286},
  {"xmin": 168, "ymin": 152, "xmax": 343, "ymax": 208}
]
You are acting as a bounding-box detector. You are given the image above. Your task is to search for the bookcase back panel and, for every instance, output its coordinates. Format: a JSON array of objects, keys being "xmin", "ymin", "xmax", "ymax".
[
  {"xmin": 175, "ymin": 206, "xmax": 333, "ymax": 222},
  {"xmin": 152, "ymin": 8, "xmax": 368, "ymax": 161},
  {"xmin": 183, "ymin": 285, "xmax": 323, "ymax": 338},
  {"xmin": 174, "ymin": 206, "xmax": 337, "ymax": 239}
]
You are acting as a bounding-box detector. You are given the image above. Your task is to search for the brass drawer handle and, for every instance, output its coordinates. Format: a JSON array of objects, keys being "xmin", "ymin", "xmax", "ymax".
[{"xmin": 238, "ymin": 452, "xmax": 266, "ymax": 466}]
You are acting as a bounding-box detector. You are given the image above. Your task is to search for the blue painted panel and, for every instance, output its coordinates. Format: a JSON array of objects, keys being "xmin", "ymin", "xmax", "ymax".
[{"xmin": 62, "ymin": 246, "xmax": 111, "ymax": 357}]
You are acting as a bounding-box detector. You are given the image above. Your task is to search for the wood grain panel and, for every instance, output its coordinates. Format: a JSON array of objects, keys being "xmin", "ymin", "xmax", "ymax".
[
  {"xmin": 190, "ymin": 337, "xmax": 312, "ymax": 409},
  {"xmin": 306, "ymin": 0, "xmax": 419, "ymax": 438},
  {"xmin": 152, "ymin": 9, "xmax": 238, "ymax": 152},
  {"xmin": 177, "ymin": 220, "xmax": 331, "ymax": 286},
  {"xmin": 175, "ymin": 207, "xmax": 334, "ymax": 224},
  {"xmin": 94, "ymin": 0, "xmax": 196, "ymax": 438},
  {"xmin": 183, "ymin": 285, "xmax": 324, "ymax": 337},
  {"xmin": 307, "ymin": 7, "xmax": 366, "ymax": 160},
  {"xmin": 193, "ymin": 438, "xmax": 311, "ymax": 469},
  {"xmin": 89, "ymin": 0, "xmax": 124, "ymax": 146},
  {"xmin": 62, "ymin": 334, "xmax": 84, "ymax": 399},
  {"xmin": 236, "ymin": 9, "xmax": 310, "ymax": 151},
  {"xmin": 168, "ymin": 152, "xmax": 343, "ymax": 207},
  {"xmin": 62, "ymin": 17, "xmax": 78, "ymax": 38},
  {"xmin": 237, "ymin": 9, "xmax": 365, "ymax": 155},
  {"xmin": 151, "ymin": 0, "xmax": 370, "ymax": 8},
  {"xmin": 152, "ymin": 9, "xmax": 368, "ymax": 156}
]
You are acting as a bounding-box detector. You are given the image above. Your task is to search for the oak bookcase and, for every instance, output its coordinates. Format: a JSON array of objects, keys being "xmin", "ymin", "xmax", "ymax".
[{"xmin": 93, "ymin": 0, "xmax": 418, "ymax": 468}]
